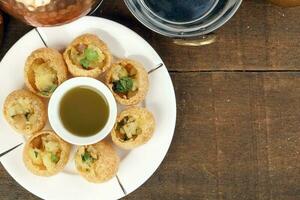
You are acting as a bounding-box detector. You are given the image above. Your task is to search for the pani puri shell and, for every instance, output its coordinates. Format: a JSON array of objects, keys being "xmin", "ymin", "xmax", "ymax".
[
  {"xmin": 111, "ymin": 107, "xmax": 155, "ymax": 149},
  {"xmin": 3, "ymin": 89, "xmax": 47, "ymax": 136},
  {"xmin": 24, "ymin": 48, "xmax": 68, "ymax": 98},
  {"xmin": 63, "ymin": 34, "xmax": 112, "ymax": 78},
  {"xmin": 105, "ymin": 59, "xmax": 149, "ymax": 105},
  {"xmin": 75, "ymin": 141, "xmax": 119, "ymax": 183},
  {"xmin": 23, "ymin": 130, "xmax": 71, "ymax": 177}
]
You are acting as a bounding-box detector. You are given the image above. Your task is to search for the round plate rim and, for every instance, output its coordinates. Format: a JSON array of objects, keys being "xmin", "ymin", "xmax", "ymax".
[{"xmin": 0, "ymin": 16, "xmax": 177, "ymax": 200}]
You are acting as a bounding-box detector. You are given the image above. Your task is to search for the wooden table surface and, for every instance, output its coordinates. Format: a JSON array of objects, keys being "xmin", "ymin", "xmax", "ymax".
[{"xmin": 1, "ymin": 0, "xmax": 300, "ymax": 199}]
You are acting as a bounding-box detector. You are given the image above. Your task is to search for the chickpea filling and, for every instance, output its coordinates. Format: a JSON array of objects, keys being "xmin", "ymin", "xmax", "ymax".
[
  {"xmin": 7, "ymin": 97, "xmax": 36, "ymax": 131},
  {"xmin": 30, "ymin": 58, "xmax": 58, "ymax": 96},
  {"xmin": 116, "ymin": 116, "xmax": 142, "ymax": 142},
  {"xmin": 28, "ymin": 134, "xmax": 62, "ymax": 171},
  {"xmin": 69, "ymin": 44, "xmax": 105, "ymax": 70},
  {"xmin": 77, "ymin": 146, "xmax": 98, "ymax": 174},
  {"xmin": 111, "ymin": 64, "xmax": 139, "ymax": 99}
]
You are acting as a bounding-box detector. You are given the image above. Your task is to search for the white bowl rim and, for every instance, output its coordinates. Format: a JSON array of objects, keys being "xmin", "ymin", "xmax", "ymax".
[{"xmin": 48, "ymin": 77, "xmax": 117, "ymax": 145}]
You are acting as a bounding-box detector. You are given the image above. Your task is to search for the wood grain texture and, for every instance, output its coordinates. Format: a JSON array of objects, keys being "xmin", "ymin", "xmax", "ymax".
[
  {"xmin": 121, "ymin": 72, "xmax": 300, "ymax": 200},
  {"xmin": 1, "ymin": 0, "xmax": 300, "ymax": 200},
  {"xmin": 2, "ymin": 72, "xmax": 300, "ymax": 199},
  {"xmin": 97, "ymin": 0, "xmax": 300, "ymax": 71},
  {"xmin": 0, "ymin": 16, "xmax": 31, "ymax": 59}
]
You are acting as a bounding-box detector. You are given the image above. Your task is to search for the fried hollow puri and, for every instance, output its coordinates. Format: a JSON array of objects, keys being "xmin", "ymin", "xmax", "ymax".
[
  {"xmin": 75, "ymin": 141, "xmax": 119, "ymax": 183},
  {"xmin": 23, "ymin": 130, "xmax": 71, "ymax": 177},
  {"xmin": 63, "ymin": 34, "xmax": 112, "ymax": 78},
  {"xmin": 111, "ymin": 107, "xmax": 155, "ymax": 149},
  {"xmin": 105, "ymin": 59, "xmax": 149, "ymax": 105},
  {"xmin": 3, "ymin": 89, "xmax": 47, "ymax": 136},
  {"xmin": 24, "ymin": 48, "xmax": 68, "ymax": 98}
]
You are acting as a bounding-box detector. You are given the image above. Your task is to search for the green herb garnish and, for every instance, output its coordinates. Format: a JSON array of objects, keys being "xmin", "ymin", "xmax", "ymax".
[
  {"xmin": 48, "ymin": 84, "xmax": 58, "ymax": 93},
  {"xmin": 81, "ymin": 151, "xmax": 93, "ymax": 163},
  {"xmin": 117, "ymin": 116, "xmax": 128, "ymax": 131},
  {"xmin": 34, "ymin": 151, "xmax": 38, "ymax": 158},
  {"xmin": 40, "ymin": 84, "xmax": 58, "ymax": 96},
  {"xmin": 80, "ymin": 58, "xmax": 90, "ymax": 69},
  {"xmin": 85, "ymin": 48, "xmax": 99, "ymax": 61},
  {"xmin": 79, "ymin": 48, "xmax": 99, "ymax": 69},
  {"xmin": 113, "ymin": 77, "xmax": 133, "ymax": 93},
  {"xmin": 51, "ymin": 153, "xmax": 59, "ymax": 163}
]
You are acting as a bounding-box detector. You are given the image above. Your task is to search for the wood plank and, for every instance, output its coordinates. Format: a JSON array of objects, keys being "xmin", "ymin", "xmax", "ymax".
[
  {"xmin": 98, "ymin": 0, "xmax": 300, "ymax": 71},
  {"xmin": 0, "ymin": 164, "xmax": 38, "ymax": 200},
  {"xmin": 0, "ymin": 16, "xmax": 32, "ymax": 59},
  {"xmin": 124, "ymin": 73, "xmax": 219, "ymax": 200},
  {"xmin": 2, "ymin": 72, "xmax": 300, "ymax": 199},
  {"xmin": 0, "ymin": 1, "xmax": 300, "ymax": 199},
  {"xmin": 0, "ymin": 1, "xmax": 299, "ymax": 72},
  {"xmin": 122, "ymin": 72, "xmax": 300, "ymax": 199}
]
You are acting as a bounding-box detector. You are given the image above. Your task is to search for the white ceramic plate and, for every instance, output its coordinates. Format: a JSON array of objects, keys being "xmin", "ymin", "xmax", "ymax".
[{"xmin": 0, "ymin": 16, "xmax": 176, "ymax": 200}]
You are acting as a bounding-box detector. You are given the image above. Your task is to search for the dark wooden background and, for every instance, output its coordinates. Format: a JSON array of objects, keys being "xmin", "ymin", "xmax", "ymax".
[{"xmin": 1, "ymin": 0, "xmax": 300, "ymax": 199}]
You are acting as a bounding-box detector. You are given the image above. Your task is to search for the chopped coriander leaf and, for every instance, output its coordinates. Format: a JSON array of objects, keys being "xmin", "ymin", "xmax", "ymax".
[
  {"xmin": 80, "ymin": 58, "xmax": 90, "ymax": 69},
  {"xmin": 34, "ymin": 151, "xmax": 38, "ymax": 158},
  {"xmin": 40, "ymin": 91, "xmax": 50, "ymax": 96},
  {"xmin": 113, "ymin": 81, "xmax": 125, "ymax": 93},
  {"xmin": 48, "ymin": 84, "xmax": 58, "ymax": 93},
  {"xmin": 113, "ymin": 77, "xmax": 133, "ymax": 93},
  {"xmin": 51, "ymin": 153, "xmax": 59, "ymax": 163},
  {"xmin": 79, "ymin": 48, "xmax": 99, "ymax": 69},
  {"xmin": 85, "ymin": 48, "xmax": 99, "ymax": 61},
  {"xmin": 117, "ymin": 116, "xmax": 129, "ymax": 130},
  {"xmin": 81, "ymin": 151, "xmax": 93, "ymax": 162},
  {"xmin": 40, "ymin": 84, "xmax": 58, "ymax": 96}
]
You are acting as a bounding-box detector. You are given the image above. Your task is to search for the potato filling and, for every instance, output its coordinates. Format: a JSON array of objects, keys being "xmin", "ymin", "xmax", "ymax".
[
  {"xmin": 31, "ymin": 59, "xmax": 58, "ymax": 96},
  {"xmin": 77, "ymin": 146, "xmax": 98, "ymax": 174},
  {"xmin": 111, "ymin": 64, "xmax": 139, "ymax": 99},
  {"xmin": 7, "ymin": 98, "xmax": 36, "ymax": 131},
  {"xmin": 70, "ymin": 44, "xmax": 105, "ymax": 69},
  {"xmin": 28, "ymin": 134, "xmax": 61, "ymax": 170},
  {"xmin": 116, "ymin": 116, "xmax": 142, "ymax": 141}
]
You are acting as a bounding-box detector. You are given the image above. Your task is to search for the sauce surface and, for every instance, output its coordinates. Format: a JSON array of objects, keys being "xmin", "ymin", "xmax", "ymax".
[{"xmin": 59, "ymin": 87, "xmax": 109, "ymax": 137}]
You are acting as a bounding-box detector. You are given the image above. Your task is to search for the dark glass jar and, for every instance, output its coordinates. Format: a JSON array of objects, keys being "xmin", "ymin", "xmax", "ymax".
[{"xmin": 124, "ymin": 0, "xmax": 242, "ymax": 46}]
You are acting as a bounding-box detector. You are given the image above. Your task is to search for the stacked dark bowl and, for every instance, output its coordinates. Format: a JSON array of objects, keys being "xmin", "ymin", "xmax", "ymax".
[{"xmin": 124, "ymin": 0, "xmax": 243, "ymax": 38}]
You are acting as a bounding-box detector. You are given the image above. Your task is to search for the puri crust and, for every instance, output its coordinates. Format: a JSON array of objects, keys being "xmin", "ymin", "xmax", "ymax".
[
  {"xmin": 24, "ymin": 48, "xmax": 68, "ymax": 98},
  {"xmin": 3, "ymin": 89, "xmax": 47, "ymax": 136},
  {"xmin": 63, "ymin": 34, "xmax": 112, "ymax": 78},
  {"xmin": 23, "ymin": 130, "xmax": 71, "ymax": 177},
  {"xmin": 105, "ymin": 59, "xmax": 149, "ymax": 105},
  {"xmin": 75, "ymin": 141, "xmax": 119, "ymax": 183},
  {"xmin": 111, "ymin": 107, "xmax": 155, "ymax": 149}
]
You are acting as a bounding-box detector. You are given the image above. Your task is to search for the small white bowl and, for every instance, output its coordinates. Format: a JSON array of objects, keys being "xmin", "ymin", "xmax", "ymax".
[{"xmin": 48, "ymin": 77, "xmax": 117, "ymax": 145}]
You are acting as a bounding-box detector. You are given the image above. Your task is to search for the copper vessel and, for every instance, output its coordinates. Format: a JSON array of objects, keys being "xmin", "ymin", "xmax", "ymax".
[{"xmin": 0, "ymin": 0, "xmax": 103, "ymax": 27}]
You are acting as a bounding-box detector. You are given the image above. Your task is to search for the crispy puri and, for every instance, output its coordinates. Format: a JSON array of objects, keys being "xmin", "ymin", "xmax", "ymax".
[
  {"xmin": 23, "ymin": 130, "xmax": 71, "ymax": 176},
  {"xmin": 111, "ymin": 107, "xmax": 155, "ymax": 149},
  {"xmin": 63, "ymin": 34, "xmax": 112, "ymax": 78},
  {"xmin": 3, "ymin": 89, "xmax": 47, "ymax": 136},
  {"xmin": 105, "ymin": 59, "xmax": 149, "ymax": 105},
  {"xmin": 75, "ymin": 141, "xmax": 119, "ymax": 183},
  {"xmin": 24, "ymin": 48, "xmax": 68, "ymax": 98}
]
